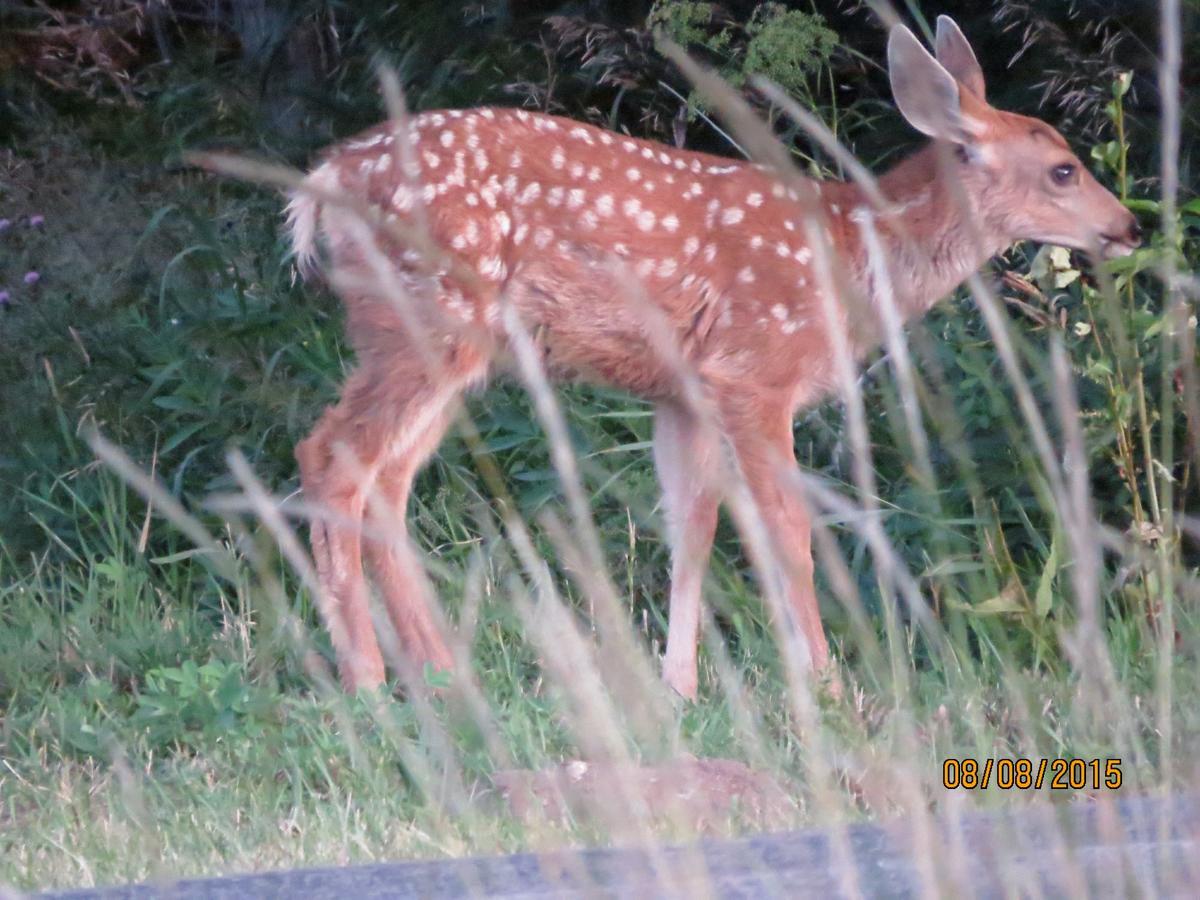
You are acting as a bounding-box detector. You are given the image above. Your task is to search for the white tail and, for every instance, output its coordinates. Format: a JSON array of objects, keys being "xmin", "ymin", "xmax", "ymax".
[{"xmin": 289, "ymin": 16, "xmax": 1139, "ymax": 696}]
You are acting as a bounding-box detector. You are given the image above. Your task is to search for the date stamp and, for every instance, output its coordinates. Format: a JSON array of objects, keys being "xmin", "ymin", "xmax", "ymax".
[{"xmin": 942, "ymin": 757, "xmax": 1122, "ymax": 791}]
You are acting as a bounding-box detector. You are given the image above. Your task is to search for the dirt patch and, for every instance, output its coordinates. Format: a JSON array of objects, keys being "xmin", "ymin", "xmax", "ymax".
[{"xmin": 492, "ymin": 755, "xmax": 796, "ymax": 836}]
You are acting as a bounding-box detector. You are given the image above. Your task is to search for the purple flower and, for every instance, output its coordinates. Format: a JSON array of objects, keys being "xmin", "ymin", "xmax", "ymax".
[
  {"xmin": 0, "ymin": 289, "xmax": 10, "ymax": 307},
  {"xmin": 0, "ymin": 219, "xmax": 10, "ymax": 233},
  {"xmin": 28, "ymin": 214, "xmax": 45, "ymax": 228},
  {"xmin": 23, "ymin": 270, "xmax": 40, "ymax": 286}
]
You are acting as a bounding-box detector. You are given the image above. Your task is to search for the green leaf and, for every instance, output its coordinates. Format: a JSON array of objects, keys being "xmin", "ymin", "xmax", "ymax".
[
  {"xmin": 1114, "ymin": 71, "xmax": 1132, "ymax": 99},
  {"xmin": 424, "ymin": 663, "xmax": 453, "ymax": 689},
  {"xmin": 151, "ymin": 549, "xmax": 209, "ymax": 565},
  {"xmin": 1035, "ymin": 535, "xmax": 1060, "ymax": 619},
  {"xmin": 162, "ymin": 421, "xmax": 208, "ymax": 454},
  {"xmin": 1125, "ymin": 198, "xmax": 1161, "ymax": 214},
  {"xmin": 969, "ymin": 583, "xmax": 1026, "ymax": 615}
]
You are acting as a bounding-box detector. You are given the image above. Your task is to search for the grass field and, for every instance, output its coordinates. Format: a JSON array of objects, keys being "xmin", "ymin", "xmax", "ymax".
[{"xmin": 1, "ymin": 1, "xmax": 1198, "ymax": 893}]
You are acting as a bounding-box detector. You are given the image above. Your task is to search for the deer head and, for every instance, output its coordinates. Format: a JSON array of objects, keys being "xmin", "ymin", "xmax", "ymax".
[{"xmin": 888, "ymin": 16, "xmax": 1141, "ymax": 260}]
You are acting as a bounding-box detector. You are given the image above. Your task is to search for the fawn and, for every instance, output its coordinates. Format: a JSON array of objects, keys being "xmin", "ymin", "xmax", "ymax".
[{"xmin": 286, "ymin": 17, "xmax": 1140, "ymax": 697}]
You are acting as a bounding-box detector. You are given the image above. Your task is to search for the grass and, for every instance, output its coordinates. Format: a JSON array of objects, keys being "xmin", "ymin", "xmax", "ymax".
[{"xmin": 2, "ymin": 1, "xmax": 1199, "ymax": 893}]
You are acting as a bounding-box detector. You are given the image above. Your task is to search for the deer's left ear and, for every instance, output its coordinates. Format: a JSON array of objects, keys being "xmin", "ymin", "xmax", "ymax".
[
  {"xmin": 935, "ymin": 16, "xmax": 986, "ymax": 99},
  {"xmin": 888, "ymin": 25, "xmax": 985, "ymax": 144}
]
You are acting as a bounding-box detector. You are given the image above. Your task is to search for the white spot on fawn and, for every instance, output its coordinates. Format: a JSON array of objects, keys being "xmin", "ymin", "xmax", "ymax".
[
  {"xmin": 480, "ymin": 256, "xmax": 507, "ymax": 281},
  {"xmin": 518, "ymin": 182, "xmax": 542, "ymax": 205},
  {"xmin": 347, "ymin": 133, "xmax": 386, "ymax": 150},
  {"xmin": 392, "ymin": 186, "xmax": 414, "ymax": 211},
  {"xmin": 721, "ymin": 207, "xmax": 745, "ymax": 225}
]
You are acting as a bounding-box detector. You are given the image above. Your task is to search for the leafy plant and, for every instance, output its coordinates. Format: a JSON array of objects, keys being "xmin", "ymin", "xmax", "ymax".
[{"xmin": 132, "ymin": 659, "xmax": 274, "ymax": 747}]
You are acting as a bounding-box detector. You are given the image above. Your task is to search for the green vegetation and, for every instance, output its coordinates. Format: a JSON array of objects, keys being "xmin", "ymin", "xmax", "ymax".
[{"xmin": 1, "ymin": 0, "xmax": 1197, "ymax": 892}]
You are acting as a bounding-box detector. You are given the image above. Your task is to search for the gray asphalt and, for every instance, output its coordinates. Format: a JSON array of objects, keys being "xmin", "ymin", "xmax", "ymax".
[{"xmin": 39, "ymin": 792, "xmax": 1200, "ymax": 898}]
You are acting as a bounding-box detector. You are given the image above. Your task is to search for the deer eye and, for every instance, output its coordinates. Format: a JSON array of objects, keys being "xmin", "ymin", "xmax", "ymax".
[{"xmin": 1051, "ymin": 163, "xmax": 1077, "ymax": 186}]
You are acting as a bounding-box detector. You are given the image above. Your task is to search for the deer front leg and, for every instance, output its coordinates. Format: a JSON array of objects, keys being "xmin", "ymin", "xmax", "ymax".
[
  {"xmin": 726, "ymin": 403, "xmax": 830, "ymax": 675},
  {"xmin": 653, "ymin": 401, "xmax": 722, "ymax": 699}
]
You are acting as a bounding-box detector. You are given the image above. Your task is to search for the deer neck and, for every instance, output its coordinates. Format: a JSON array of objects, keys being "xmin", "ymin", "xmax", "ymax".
[{"xmin": 831, "ymin": 142, "xmax": 1008, "ymax": 323}]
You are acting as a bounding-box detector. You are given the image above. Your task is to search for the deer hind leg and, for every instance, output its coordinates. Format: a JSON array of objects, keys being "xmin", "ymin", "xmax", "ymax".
[
  {"xmin": 296, "ymin": 368, "xmax": 393, "ymax": 692},
  {"xmin": 653, "ymin": 401, "xmax": 723, "ymax": 700},
  {"xmin": 297, "ymin": 352, "xmax": 483, "ymax": 692},
  {"xmin": 725, "ymin": 401, "xmax": 829, "ymax": 674},
  {"xmin": 361, "ymin": 391, "xmax": 462, "ymax": 682}
]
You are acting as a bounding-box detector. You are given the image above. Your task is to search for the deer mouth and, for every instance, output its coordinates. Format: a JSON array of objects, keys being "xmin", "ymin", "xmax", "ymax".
[{"xmin": 1099, "ymin": 234, "xmax": 1138, "ymax": 259}]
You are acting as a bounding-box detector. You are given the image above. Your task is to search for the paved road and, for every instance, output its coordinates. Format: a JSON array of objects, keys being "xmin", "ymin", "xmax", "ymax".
[{"xmin": 43, "ymin": 792, "xmax": 1199, "ymax": 898}]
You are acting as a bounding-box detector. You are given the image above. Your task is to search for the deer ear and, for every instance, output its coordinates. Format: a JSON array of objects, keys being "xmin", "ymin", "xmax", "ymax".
[
  {"xmin": 935, "ymin": 16, "xmax": 986, "ymax": 99},
  {"xmin": 888, "ymin": 25, "xmax": 980, "ymax": 144}
]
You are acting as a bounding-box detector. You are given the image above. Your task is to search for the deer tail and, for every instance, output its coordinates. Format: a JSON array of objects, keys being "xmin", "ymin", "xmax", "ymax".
[{"xmin": 285, "ymin": 185, "xmax": 320, "ymax": 280}]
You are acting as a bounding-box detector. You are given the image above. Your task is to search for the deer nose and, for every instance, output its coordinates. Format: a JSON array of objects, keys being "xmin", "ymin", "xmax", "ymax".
[{"xmin": 1127, "ymin": 219, "xmax": 1144, "ymax": 245}]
